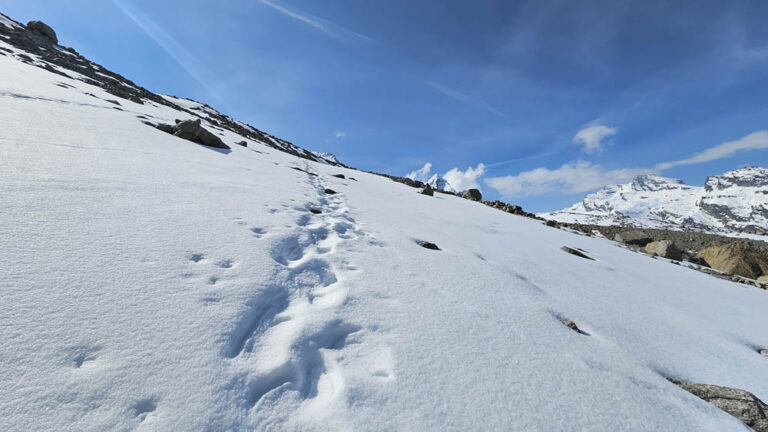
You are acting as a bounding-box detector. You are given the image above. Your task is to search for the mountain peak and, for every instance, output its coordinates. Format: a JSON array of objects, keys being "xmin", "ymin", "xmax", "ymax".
[{"xmin": 426, "ymin": 173, "xmax": 457, "ymax": 193}]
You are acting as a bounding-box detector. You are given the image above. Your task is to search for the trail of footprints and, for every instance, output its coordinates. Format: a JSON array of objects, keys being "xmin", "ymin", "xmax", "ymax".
[{"xmin": 224, "ymin": 163, "xmax": 376, "ymax": 411}]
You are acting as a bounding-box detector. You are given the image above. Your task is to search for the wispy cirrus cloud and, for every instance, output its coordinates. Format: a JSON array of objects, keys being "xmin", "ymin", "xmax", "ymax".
[
  {"xmin": 258, "ymin": 0, "xmax": 372, "ymax": 43},
  {"xmin": 425, "ymin": 80, "xmax": 508, "ymax": 118},
  {"xmin": 655, "ymin": 130, "xmax": 768, "ymax": 170}
]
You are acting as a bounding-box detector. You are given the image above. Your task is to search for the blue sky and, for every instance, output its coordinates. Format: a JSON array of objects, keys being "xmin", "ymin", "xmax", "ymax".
[{"xmin": 3, "ymin": 0, "xmax": 768, "ymax": 211}]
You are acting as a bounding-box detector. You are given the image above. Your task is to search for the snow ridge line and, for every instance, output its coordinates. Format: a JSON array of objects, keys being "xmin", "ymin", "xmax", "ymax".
[{"xmin": 225, "ymin": 162, "xmax": 370, "ymax": 418}]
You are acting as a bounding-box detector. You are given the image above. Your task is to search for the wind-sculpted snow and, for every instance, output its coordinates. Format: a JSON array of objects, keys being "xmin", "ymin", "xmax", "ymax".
[{"xmin": 2, "ymin": 13, "xmax": 768, "ymax": 432}]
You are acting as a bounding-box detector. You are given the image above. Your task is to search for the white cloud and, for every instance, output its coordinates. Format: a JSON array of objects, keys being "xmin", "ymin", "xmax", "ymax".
[
  {"xmin": 655, "ymin": 130, "xmax": 768, "ymax": 170},
  {"xmin": 334, "ymin": 130, "xmax": 346, "ymax": 139},
  {"xmin": 405, "ymin": 162, "xmax": 432, "ymax": 181},
  {"xmin": 444, "ymin": 164, "xmax": 486, "ymax": 192},
  {"xmin": 485, "ymin": 160, "xmax": 650, "ymax": 198},
  {"xmin": 258, "ymin": 0, "xmax": 372, "ymax": 43},
  {"xmin": 573, "ymin": 124, "xmax": 617, "ymax": 154}
]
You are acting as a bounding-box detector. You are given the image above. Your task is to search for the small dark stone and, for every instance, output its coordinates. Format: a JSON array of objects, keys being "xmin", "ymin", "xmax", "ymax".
[
  {"xmin": 310, "ymin": 209, "xmax": 322, "ymax": 214},
  {"xmin": 561, "ymin": 246, "xmax": 594, "ymax": 260},
  {"xmin": 332, "ymin": 174, "xmax": 346, "ymax": 179},
  {"xmin": 105, "ymin": 99, "xmax": 121, "ymax": 106},
  {"xmin": 420, "ymin": 186, "xmax": 434, "ymax": 196},
  {"xmin": 349, "ymin": 177, "xmax": 357, "ymax": 181},
  {"xmin": 558, "ymin": 317, "xmax": 587, "ymax": 335},
  {"xmin": 237, "ymin": 141, "xmax": 247, "ymax": 147},
  {"xmin": 417, "ymin": 241, "xmax": 440, "ymax": 250},
  {"xmin": 545, "ymin": 220, "xmax": 559, "ymax": 227},
  {"xmin": 323, "ymin": 188, "xmax": 337, "ymax": 195}
]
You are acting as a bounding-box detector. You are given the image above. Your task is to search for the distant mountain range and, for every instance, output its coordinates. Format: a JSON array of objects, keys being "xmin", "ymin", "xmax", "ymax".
[
  {"xmin": 540, "ymin": 167, "xmax": 768, "ymax": 235},
  {"xmin": 426, "ymin": 174, "xmax": 457, "ymax": 193}
]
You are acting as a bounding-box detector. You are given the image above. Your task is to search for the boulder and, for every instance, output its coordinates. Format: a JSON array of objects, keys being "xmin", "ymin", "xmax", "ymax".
[
  {"xmin": 614, "ymin": 230, "xmax": 652, "ymax": 246},
  {"xmin": 173, "ymin": 119, "xmax": 229, "ymax": 149},
  {"xmin": 697, "ymin": 243, "xmax": 768, "ymax": 279},
  {"xmin": 323, "ymin": 188, "xmax": 337, "ymax": 195},
  {"xmin": 462, "ymin": 189, "xmax": 482, "ymax": 201},
  {"xmin": 757, "ymin": 275, "xmax": 768, "ymax": 284},
  {"xmin": 420, "ymin": 186, "xmax": 434, "ymax": 196},
  {"xmin": 760, "ymin": 348, "xmax": 768, "ymax": 357},
  {"xmin": 645, "ymin": 240, "xmax": 683, "ymax": 260},
  {"xmin": 670, "ymin": 380, "xmax": 768, "ymax": 432},
  {"xmin": 417, "ymin": 240, "xmax": 440, "ymax": 250},
  {"xmin": 236, "ymin": 141, "xmax": 248, "ymax": 147},
  {"xmin": 27, "ymin": 21, "xmax": 58, "ymax": 44},
  {"xmin": 332, "ymin": 174, "xmax": 345, "ymax": 179}
]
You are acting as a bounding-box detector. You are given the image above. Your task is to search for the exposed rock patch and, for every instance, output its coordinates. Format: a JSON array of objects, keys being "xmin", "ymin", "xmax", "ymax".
[
  {"xmin": 417, "ymin": 241, "xmax": 440, "ymax": 250},
  {"xmin": 669, "ymin": 379, "xmax": 768, "ymax": 432},
  {"xmin": 614, "ymin": 230, "xmax": 652, "ymax": 246},
  {"xmin": 561, "ymin": 246, "xmax": 594, "ymax": 260},
  {"xmin": 26, "ymin": 21, "xmax": 57, "ymax": 44},
  {"xmin": 420, "ymin": 186, "xmax": 434, "ymax": 196},
  {"xmin": 323, "ymin": 188, "xmax": 337, "ymax": 195},
  {"xmin": 153, "ymin": 119, "xmax": 229, "ymax": 149},
  {"xmin": 332, "ymin": 174, "xmax": 345, "ymax": 179},
  {"xmin": 558, "ymin": 317, "xmax": 588, "ymax": 335}
]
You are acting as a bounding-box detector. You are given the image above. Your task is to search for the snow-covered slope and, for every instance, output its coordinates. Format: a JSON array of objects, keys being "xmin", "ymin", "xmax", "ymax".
[
  {"xmin": 542, "ymin": 170, "xmax": 768, "ymax": 234},
  {"xmin": 426, "ymin": 173, "xmax": 457, "ymax": 193},
  {"xmin": 3, "ymin": 14, "xmax": 768, "ymax": 432}
]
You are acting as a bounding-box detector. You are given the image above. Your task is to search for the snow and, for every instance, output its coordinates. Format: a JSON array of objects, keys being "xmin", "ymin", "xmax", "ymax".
[
  {"xmin": 2, "ymin": 36, "xmax": 768, "ymax": 432},
  {"xmin": 541, "ymin": 172, "xmax": 768, "ymax": 234},
  {"xmin": 0, "ymin": 13, "xmax": 22, "ymax": 30},
  {"xmin": 426, "ymin": 173, "xmax": 457, "ymax": 193}
]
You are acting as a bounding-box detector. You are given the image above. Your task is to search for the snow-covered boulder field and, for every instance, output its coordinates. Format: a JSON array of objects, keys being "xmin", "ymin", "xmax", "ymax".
[{"xmin": 2, "ymin": 14, "xmax": 768, "ymax": 432}]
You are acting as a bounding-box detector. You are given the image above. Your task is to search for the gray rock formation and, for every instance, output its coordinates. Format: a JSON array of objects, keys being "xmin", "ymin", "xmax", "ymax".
[
  {"xmin": 26, "ymin": 21, "xmax": 57, "ymax": 44},
  {"xmin": 614, "ymin": 230, "xmax": 652, "ymax": 246},
  {"xmin": 170, "ymin": 119, "xmax": 229, "ymax": 149},
  {"xmin": 420, "ymin": 186, "xmax": 434, "ymax": 196},
  {"xmin": 462, "ymin": 189, "xmax": 482, "ymax": 201},
  {"xmin": 670, "ymin": 379, "xmax": 768, "ymax": 432},
  {"xmin": 561, "ymin": 246, "xmax": 594, "ymax": 260},
  {"xmin": 417, "ymin": 240, "xmax": 440, "ymax": 250}
]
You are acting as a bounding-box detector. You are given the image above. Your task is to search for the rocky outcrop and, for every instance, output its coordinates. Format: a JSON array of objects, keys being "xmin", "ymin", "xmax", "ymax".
[
  {"xmin": 670, "ymin": 379, "xmax": 768, "ymax": 432},
  {"xmin": 697, "ymin": 243, "xmax": 768, "ymax": 279},
  {"xmin": 172, "ymin": 119, "xmax": 229, "ymax": 149},
  {"xmin": 236, "ymin": 140, "xmax": 247, "ymax": 147},
  {"xmin": 462, "ymin": 189, "xmax": 482, "ymax": 201},
  {"xmin": 614, "ymin": 231, "xmax": 652, "ymax": 246},
  {"xmin": 420, "ymin": 186, "xmax": 434, "ymax": 196},
  {"xmin": 26, "ymin": 21, "xmax": 57, "ymax": 44},
  {"xmin": 645, "ymin": 240, "xmax": 682, "ymax": 260}
]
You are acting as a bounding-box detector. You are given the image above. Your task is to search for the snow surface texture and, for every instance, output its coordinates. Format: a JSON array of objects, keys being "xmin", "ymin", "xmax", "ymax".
[
  {"xmin": 2, "ymin": 25, "xmax": 768, "ymax": 432},
  {"xmin": 541, "ymin": 172, "xmax": 768, "ymax": 235}
]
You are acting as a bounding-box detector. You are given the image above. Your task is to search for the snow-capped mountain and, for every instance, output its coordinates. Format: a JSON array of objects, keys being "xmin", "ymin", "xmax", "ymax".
[
  {"xmin": 3, "ymin": 13, "xmax": 768, "ymax": 432},
  {"xmin": 426, "ymin": 173, "xmax": 457, "ymax": 193},
  {"xmin": 541, "ymin": 169, "xmax": 768, "ymax": 235},
  {"xmin": 311, "ymin": 151, "xmax": 343, "ymax": 166}
]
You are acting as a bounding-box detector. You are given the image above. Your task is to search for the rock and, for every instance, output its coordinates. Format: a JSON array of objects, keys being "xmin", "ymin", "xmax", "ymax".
[
  {"xmin": 669, "ymin": 379, "xmax": 768, "ymax": 432},
  {"xmin": 545, "ymin": 220, "xmax": 559, "ymax": 228},
  {"xmin": 561, "ymin": 246, "xmax": 594, "ymax": 260},
  {"xmin": 614, "ymin": 230, "xmax": 652, "ymax": 246},
  {"xmin": 417, "ymin": 240, "xmax": 440, "ymax": 250},
  {"xmin": 172, "ymin": 119, "xmax": 229, "ymax": 149},
  {"xmin": 462, "ymin": 189, "xmax": 482, "ymax": 201},
  {"xmin": 757, "ymin": 275, "xmax": 768, "ymax": 284},
  {"xmin": 420, "ymin": 186, "xmax": 434, "ymax": 196},
  {"xmin": 697, "ymin": 243, "xmax": 768, "ymax": 280},
  {"xmin": 759, "ymin": 349, "xmax": 768, "ymax": 357},
  {"xmin": 26, "ymin": 21, "xmax": 58, "ymax": 44},
  {"xmin": 236, "ymin": 140, "xmax": 247, "ymax": 147},
  {"xmin": 309, "ymin": 209, "xmax": 321, "ymax": 214},
  {"xmin": 558, "ymin": 318, "xmax": 587, "ymax": 335},
  {"xmin": 323, "ymin": 188, "xmax": 337, "ymax": 195},
  {"xmin": 332, "ymin": 174, "xmax": 345, "ymax": 179},
  {"xmin": 645, "ymin": 240, "xmax": 683, "ymax": 260}
]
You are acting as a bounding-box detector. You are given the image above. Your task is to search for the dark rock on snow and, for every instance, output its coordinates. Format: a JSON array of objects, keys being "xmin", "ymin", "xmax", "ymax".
[
  {"xmin": 237, "ymin": 140, "xmax": 247, "ymax": 147},
  {"xmin": 462, "ymin": 188, "xmax": 482, "ymax": 201},
  {"xmin": 645, "ymin": 240, "xmax": 683, "ymax": 260},
  {"xmin": 417, "ymin": 241, "xmax": 440, "ymax": 250},
  {"xmin": 332, "ymin": 174, "xmax": 346, "ymax": 179},
  {"xmin": 559, "ymin": 317, "xmax": 587, "ymax": 335},
  {"xmin": 561, "ymin": 246, "xmax": 594, "ymax": 260},
  {"xmin": 154, "ymin": 119, "xmax": 229, "ymax": 149},
  {"xmin": 323, "ymin": 188, "xmax": 337, "ymax": 195},
  {"xmin": 420, "ymin": 186, "xmax": 434, "ymax": 196},
  {"xmin": 669, "ymin": 379, "xmax": 768, "ymax": 432},
  {"xmin": 310, "ymin": 209, "xmax": 322, "ymax": 215},
  {"xmin": 26, "ymin": 21, "xmax": 57, "ymax": 44}
]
